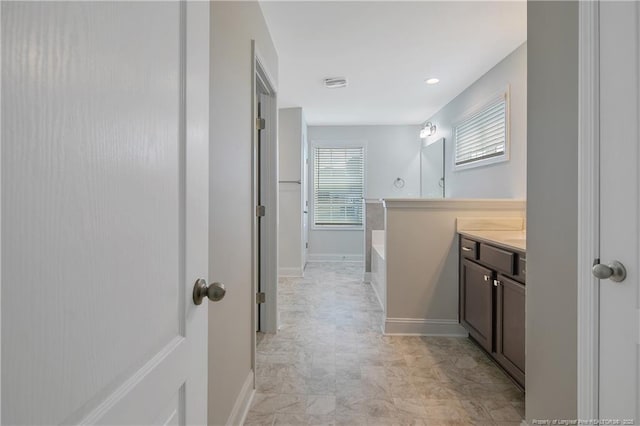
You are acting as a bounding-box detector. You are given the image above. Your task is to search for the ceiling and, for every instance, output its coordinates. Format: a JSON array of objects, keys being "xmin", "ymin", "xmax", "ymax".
[{"xmin": 259, "ymin": 1, "xmax": 527, "ymax": 126}]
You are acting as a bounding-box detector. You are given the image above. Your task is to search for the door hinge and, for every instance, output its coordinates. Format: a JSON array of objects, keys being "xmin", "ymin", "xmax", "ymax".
[
  {"xmin": 256, "ymin": 205, "xmax": 266, "ymax": 217},
  {"xmin": 256, "ymin": 292, "xmax": 266, "ymax": 304},
  {"xmin": 306, "ymin": 242, "xmax": 309, "ymax": 249},
  {"xmin": 256, "ymin": 117, "xmax": 266, "ymax": 130}
]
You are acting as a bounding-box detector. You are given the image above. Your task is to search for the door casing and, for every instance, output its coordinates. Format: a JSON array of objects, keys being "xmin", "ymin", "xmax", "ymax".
[
  {"xmin": 578, "ymin": 0, "xmax": 640, "ymax": 420},
  {"xmin": 577, "ymin": 1, "xmax": 600, "ymax": 419},
  {"xmin": 251, "ymin": 41, "xmax": 278, "ymax": 351}
]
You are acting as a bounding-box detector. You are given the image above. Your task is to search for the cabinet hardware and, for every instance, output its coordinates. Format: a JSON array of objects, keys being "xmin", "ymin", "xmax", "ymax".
[
  {"xmin": 462, "ymin": 247, "xmax": 473, "ymax": 252},
  {"xmin": 483, "ymin": 275, "xmax": 491, "ymax": 282},
  {"xmin": 493, "ymin": 279, "xmax": 500, "ymax": 287}
]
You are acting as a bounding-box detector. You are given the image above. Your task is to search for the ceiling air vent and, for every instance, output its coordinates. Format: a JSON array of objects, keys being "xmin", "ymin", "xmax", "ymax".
[{"xmin": 324, "ymin": 77, "xmax": 348, "ymax": 89}]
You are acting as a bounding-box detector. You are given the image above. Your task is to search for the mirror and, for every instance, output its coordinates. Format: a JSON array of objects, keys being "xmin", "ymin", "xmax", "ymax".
[{"xmin": 420, "ymin": 137, "xmax": 445, "ymax": 198}]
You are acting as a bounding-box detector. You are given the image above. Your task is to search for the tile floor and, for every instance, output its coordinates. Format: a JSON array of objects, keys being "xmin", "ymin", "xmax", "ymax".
[{"xmin": 245, "ymin": 263, "xmax": 525, "ymax": 426}]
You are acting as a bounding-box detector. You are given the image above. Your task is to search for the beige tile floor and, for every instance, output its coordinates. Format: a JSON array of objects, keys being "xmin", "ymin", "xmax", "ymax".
[{"xmin": 245, "ymin": 263, "xmax": 525, "ymax": 426}]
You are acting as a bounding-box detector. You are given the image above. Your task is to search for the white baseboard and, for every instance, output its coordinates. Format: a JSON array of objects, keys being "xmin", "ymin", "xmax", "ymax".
[
  {"xmin": 307, "ymin": 253, "xmax": 364, "ymax": 263},
  {"xmin": 278, "ymin": 266, "xmax": 303, "ymax": 278},
  {"xmin": 363, "ymin": 272, "xmax": 372, "ymax": 282},
  {"xmin": 384, "ymin": 318, "xmax": 467, "ymax": 336},
  {"xmin": 226, "ymin": 370, "xmax": 255, "ymax": 426}
]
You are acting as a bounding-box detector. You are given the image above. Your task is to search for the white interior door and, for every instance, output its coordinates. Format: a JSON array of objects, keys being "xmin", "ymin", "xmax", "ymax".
[
  {"xmin": 599, "ymin": 1, "xmax": 639, "ymax": 421},
  {"xmin": 1, "ymin": 2, "xmax": 210, "ymax": 424},
  {"xmin": 303, "ymin": 130, "xmax": 309, "ymax": 267}
]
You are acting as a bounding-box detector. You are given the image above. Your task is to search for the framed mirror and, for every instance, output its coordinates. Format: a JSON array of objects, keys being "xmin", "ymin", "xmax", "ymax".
[{"xmin": 420, "ymin": 137, "xmax": 445, "ymax": 198}]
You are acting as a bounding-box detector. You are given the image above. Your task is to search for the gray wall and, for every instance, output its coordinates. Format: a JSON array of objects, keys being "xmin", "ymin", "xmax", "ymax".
[
  {"xmin": 425, "ymin": 43, "xmax": 527, "ymax": 199},
  {"xmin": 306, "ymin": 125, "xmax": 421, "ymax": 261},
  {"xmin": 278, "ymin": 108, "xmax": 305, "ymax": 275},
  {"xmin": 209, "ymin": 2, "xmax": 278, "ymax": 424},
  {"xmin": 527, "ymin": 1, "xmax": 578, "ymax": 421}
]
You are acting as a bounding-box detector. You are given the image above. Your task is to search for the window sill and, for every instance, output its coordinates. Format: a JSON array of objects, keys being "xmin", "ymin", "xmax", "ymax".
[
  {"xmin": 453, "ymin": 154, "xmax": 509, "ymax": 171},
  {"xmin": 312, "ymin": 225, "xmax": 364, "ymax": 231}
]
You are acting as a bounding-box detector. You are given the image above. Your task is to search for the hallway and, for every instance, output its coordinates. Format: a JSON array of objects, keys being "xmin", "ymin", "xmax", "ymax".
[{"xmin": 245, "ymin": 263, "xmax": 525, "ymax": 426}]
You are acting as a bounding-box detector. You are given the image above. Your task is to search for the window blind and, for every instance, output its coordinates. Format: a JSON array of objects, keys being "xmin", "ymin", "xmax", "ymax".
[
  {"xmin": 313, "ymin": 147, "xmax": 364, "ymax": 226},
  {"xmin": 454, "ymin": 96, "xmax": 507, "ymax": 166}
]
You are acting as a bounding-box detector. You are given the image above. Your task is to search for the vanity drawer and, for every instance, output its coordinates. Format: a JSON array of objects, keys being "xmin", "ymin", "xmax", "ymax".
[
  {"xmin": 480, "ymin": 243, "xmax": 516, "ymax": 275},
  {"xmin": 460, "ymin": 238, "xmax": 479, "ymax": 260}
]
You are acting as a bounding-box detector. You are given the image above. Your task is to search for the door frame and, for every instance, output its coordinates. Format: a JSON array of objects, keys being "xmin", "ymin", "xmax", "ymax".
[
  {"xmin": 577, "ymin": 0, "xmax": 600, "ymax": 419},
  {"xmin": 1, "ymin": 3, "xmax": 3, "ymax": 419},
  {"xmin": 251, "ymin": 40, "xmax": 278, "ymax": 353}
]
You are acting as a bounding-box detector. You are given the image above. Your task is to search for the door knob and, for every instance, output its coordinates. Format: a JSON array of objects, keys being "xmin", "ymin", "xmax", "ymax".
[
  {"xmin": 592, "ymin": 260, "xmax": 627, "ymax": 282},
  {"xmin": 193, "ymin": 278, "xmax": 226, "ymax": 305}
]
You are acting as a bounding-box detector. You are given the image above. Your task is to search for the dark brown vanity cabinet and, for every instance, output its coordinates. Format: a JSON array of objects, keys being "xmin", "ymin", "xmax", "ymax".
[
  {"xmin": 495, "ymin": 274, "xmax": 525, "ymax": 386},
  {"xmin": 460, "ymin": 259, "xmax": 494, "ymax": 353},
  {"xmin": 459, "ymin": 236, "xmax": 526, "ymax": 388}
]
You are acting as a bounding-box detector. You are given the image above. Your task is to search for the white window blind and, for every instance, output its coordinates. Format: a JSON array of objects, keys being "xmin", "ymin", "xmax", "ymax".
[
  {"xmin": 454, "ymin": 95, "xmax": 508, "ymax": 166},
  {"xmin": 313, "ymin": 147, "xmax": 364, "ymax": 226}
]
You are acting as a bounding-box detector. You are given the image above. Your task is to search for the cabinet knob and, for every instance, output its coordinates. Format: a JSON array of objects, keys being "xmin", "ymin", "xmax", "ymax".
[
  {"xmin": 493, "ymin": 279, "xmax": 500, "ymax": 287},
  {"xmin": 483, "ymin": 275, "xmax": 491, "ymax": 282}
]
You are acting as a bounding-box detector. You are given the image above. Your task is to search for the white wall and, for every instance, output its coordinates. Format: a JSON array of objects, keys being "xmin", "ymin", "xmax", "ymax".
[
  {"xmin": 209, "ymin": 2, "xmax": 278, "ymax": 425},
  {"xmin": 425, "ymin": 43, "xmax": 527, "ymax": 199},
  {"xmin": 306, "ymin": 125, "xmax": 421, "ymax": 260},
  {"xmin": 527, "ymin": 2, "xmax": 578, "ymax": 421},
  {"xmin": 278, "ymin": 108, "xmax": 305, "ymax": 276}
]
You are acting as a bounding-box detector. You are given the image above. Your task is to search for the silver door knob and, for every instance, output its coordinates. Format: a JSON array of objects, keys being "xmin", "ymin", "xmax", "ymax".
[
  {"xmin": 592, "ymin": 260, "xmax": 627, "ymax": 282},
  {"xmin": 193, "ymin": 278, "xmax": 226, "ymax": 305}
]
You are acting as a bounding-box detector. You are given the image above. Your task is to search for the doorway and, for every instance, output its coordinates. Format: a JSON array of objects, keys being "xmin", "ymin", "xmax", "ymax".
[{"xmin": 252, "ymin": 44, "xmax": 278, "ymax": 341}]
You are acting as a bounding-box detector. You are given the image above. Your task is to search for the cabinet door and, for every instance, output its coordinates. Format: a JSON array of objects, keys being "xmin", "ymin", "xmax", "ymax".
[
  {"xmin": 495, "ymin": 274, "xmax": 526, "ymax": 386},
  {"xmin": 461, "ymin": 259, "xmax": 494, "ymax": 352}
]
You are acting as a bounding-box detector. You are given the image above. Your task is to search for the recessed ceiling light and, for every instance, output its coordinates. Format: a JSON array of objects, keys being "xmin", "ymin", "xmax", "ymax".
[{"xmin": 425, "ymin": 78, "xmax": 440, "ymax": 85}]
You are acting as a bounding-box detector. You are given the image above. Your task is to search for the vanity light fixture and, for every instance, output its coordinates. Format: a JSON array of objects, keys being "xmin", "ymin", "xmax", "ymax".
[
  {"xmin": 425, "ymin": 77, "xmax": 440, "ymax": 85},
  {"xmin": 420, "ymin": 121, "xmax": 437, "ymax": 139}
]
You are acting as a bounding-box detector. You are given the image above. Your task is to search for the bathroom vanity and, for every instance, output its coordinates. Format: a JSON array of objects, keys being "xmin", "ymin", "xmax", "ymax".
[{"xmin": 458, "ymin": 230, "xmax": 526, "ymax": 389}]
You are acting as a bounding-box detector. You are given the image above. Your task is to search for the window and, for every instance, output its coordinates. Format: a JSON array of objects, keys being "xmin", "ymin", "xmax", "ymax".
[
  {"xmin": 454, "ymin": 92, "xmax": 509, "ymax": 168},
  {"xmin": 313, "ymin": 147, "xmax": 364, "ymax": 227}
]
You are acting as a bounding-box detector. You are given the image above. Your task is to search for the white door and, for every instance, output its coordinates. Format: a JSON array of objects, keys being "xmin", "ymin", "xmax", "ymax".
[
  {"xmin": 1, "ymin": 2, "xmax": 211, "ymax": 424},
  {"xmin": 303, "ymin": 130, "xmax": 309, "ymax": 267},
  {"xmin": 599, "ymin": 1, "xmax": 639, "ymax": 421}
]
